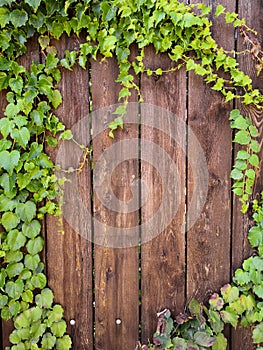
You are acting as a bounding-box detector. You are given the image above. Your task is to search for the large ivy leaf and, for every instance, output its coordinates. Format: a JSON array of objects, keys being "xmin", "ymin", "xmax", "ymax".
[
  {"xmin": 0, "ymin": 150, "xmax": 20, "ymax": 174},
  {"xmin": 1, "ymin": 212, "xmax": 20, "ymax": 231},
  {"xmin": 10, "ymin": 9, "xmax": 28, "ymax": 27},
  {"xmin": 15, "ymin": 201, "xmax": 36, "ymax": 223},
  {"xmin": 252, "ymin": 322, "xmax": 263, "ymax": 343}
]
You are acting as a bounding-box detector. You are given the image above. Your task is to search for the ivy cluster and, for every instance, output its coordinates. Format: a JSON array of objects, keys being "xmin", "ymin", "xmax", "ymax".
[
  {"xmin": 137, "ymin": 197, "xmax": 263, "ymax": 349},
  {"xmin": 0, "ymin": 0, "xmax": 262, "ymax": 349}
]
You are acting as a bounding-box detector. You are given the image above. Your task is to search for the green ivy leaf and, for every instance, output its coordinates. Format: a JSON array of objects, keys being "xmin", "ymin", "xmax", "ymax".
[
  {"xmin": 41, "ymin": 333, "xmax": 56, "ymax": 349},
  {"xmin": 230, "ymin": 168, "xmax": 243, "ymax": 180},
  {"xmin": 215, "ymin": 5, "xmax": 225, "ymax": 17},
  {"xmin": 9, "ymin": 77, "xmax": 23, "ymax": 95},
  {"xmin": 25, "ymin": 0, "xmax": 41, "ymax": 10},
  {"xmin": 6, "ymin": 262, "xmax": 24, "ymax": 278},
  {"xmin": 16, "ymin": 201, "xmax": 36, "ymax": 223},
  {"xmin": 47, "ymin": 305, "xmax": 64, "ymax": 324},
  {"xmin": 5, "ymin": 280, "xmax": 24, "ymax": 300},
  {"xmin": 0, "ymin": 294, "xmax": 8, "ymax": 308},
  {"xmin": 31, "ymin": 273, "xmax": 46, "ymax": 289},
  {"xmin": 2, "ymin": 212, "xmax": 20, "ymax": 231},
  {"xmin": 249, "ymin": 154, "xmax": 259, "ymax": 167},
  {"xmin": 212, "ymin": 333, "xmax": 227, "ymax": 350},
  {"xmin": 233, "ymin": 130, "xmax": 250, "ymax": 145},
  {"xmin": 51, "ymin": 320, "xmax": 67, "ymax": 337},
  {"xmin": 36, "ymin": 288, "xmax": 54, "ymax": 308},
  {"xmin": 55, "ymin": 335, "xmax": 72, "ymax": 350},
  {"xmin": 22, "ymin": 220, "xmax": 41, "ymax": 239},
  {"xmin": 10, "ymin": 9, "xmax": 28, "ymax": 27},
  {"xmin": 220, "ymin": 307, "xmax": 238, "ymax": 328},
  {"xmin": 59, "ymin": 130, "xmax": 73, "ymax": 140},
  {"xmin": 252, "ymin": 322, "xmax": 263, "ymax": 343},
  {"xmin": 24, "ymin": 254, "xmax": 40, "ymax": 271},
  {"xmin": 26, "ymin": 236, "xmax": 44, "ymax": 255},
  {"xmin": 11, "ymin": 127, "xmax": 30, "ymax": 150},
  {"xmin": 0, "ymin": 150, "xmax": 20, "ymax": 174}
]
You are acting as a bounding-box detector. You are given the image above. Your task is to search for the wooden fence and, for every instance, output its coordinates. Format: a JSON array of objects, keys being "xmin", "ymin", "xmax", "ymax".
[{"xmin": 1, "ymin": 0, "xmax": 263, "ymax": 349}]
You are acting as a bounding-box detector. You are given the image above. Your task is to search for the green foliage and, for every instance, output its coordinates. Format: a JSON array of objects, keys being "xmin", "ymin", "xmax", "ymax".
[
  {"xmin": 0, "ymin": 0, "xmax": 262, "ymax": 349},
  {"xmin": 138, "ymin": 196, "xmax": 263, "ymax": 349}
]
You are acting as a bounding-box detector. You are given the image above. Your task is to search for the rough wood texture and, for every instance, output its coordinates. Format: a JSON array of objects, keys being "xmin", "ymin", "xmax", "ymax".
[
  {"xmin": 92, "ymin": 52, "xmax": 139, "ymax": 349},
  {"xmin": 231, "ymin": 0, "xmax": 263, "ymax": 348},
  {"xmin": 140, "ymin": 46, "xmax": 186, "ymax": 343},
  {"xmin": 187, "ymin": 0, "xmax": 234, "ymax": 305},
  {"xmin": 45, "ymin": 35, "xmax": 93, "ymax": 349}
]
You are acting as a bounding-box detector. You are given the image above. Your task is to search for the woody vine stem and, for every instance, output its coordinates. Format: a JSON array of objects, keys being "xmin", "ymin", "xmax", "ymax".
[{"xmin": 0, "ymin": 1, "xmax": 262, "ymax": 349}]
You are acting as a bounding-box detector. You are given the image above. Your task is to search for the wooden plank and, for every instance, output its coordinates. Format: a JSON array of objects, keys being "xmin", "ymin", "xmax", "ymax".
[
  {"xmin": 187, "ymin": 0, "xmax": 234, "ymax": 305},
  {"xmin": 140, "ymin": 46, "xmax": 186, "ymax": 343},
  {"xmin": 45, "ymin": 34, "xmax": 93, "ymax": 349},
  {"xmin": 231, "ymin": 1, "xmax": 263, "ymax": 348},
  {"xmin": 1, "ymin": 35, "xmax": 40, "ymax": 349},
  {"xmin": 92, "ymin": 51, "xmax": 139, "ymax": 349}
]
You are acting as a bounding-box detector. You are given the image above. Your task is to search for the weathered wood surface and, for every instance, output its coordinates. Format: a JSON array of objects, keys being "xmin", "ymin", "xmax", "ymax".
[
  {"xmin": 92, "ymin": 54, "xmax": 139, "ymax": 350},
  {"xmin": 140, "ymin": 46, "xmax": 186, "ymax": 343},
  {"xmin": 1, "ymin": 2, "xmax": 263, "ymax": 349}
]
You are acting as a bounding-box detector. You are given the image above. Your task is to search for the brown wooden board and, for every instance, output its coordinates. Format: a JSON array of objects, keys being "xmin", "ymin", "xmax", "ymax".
[
  {"xmin": 1, "ymin": 35, "xmax": 40, "ymax": 349},
  {"xmin": 140, "ymin": 46, "xmax": 186, "ymax": 343},
  {"xmin": 45, "ymin": 35, "xmax": 93, "ymax": 349},
  {"xmin": 92, "ymin": 51, "xmax": 139, "ymax": 349},
  {"xmin": 187, "ymin": 0, "xmax": 234, "ymax": 317},
  {"xmin": 231, "ymin": 0, "xmax": 263, "ymax": 348}
]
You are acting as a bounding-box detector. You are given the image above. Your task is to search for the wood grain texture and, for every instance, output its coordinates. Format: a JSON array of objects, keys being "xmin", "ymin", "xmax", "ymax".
[
  {"xmin": 1, "ymin": 35, "xmax": 40, "ymax": 349},
  {"xmin": 92, "ymin": 52, "xmax": 139, "ymax": 349},
  {"xmin": 231, "ymin": 1, "xmax": 263, "ymax": 348},
  {"xmin": 45, "ymin": 35, "xmax": 93, "ymax": 349},
  {"xmin": 187, "ymin": 0, "xmax": 234, "ymax": 306},
  {"xmin": 140, "ymin": 46, "xmax": 186, "ymax": 343}
]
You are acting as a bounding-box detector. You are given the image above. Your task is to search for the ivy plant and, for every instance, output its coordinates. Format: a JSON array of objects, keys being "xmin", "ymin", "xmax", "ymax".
[
  {"xmin": 137, "ymin": 196, "xmax": 263, "ymax": 349},
  {"xmin": 0, "ymin": 1, "xmax": 262, "ymax": 349}
]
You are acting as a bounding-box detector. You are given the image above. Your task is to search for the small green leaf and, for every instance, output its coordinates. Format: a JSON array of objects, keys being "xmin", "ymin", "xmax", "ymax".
[
  {"xmin": 36, "ymin": 288, "xmax": 54, "ymax": 308},
  {"xmin": 26, "ymin": 236, "xmax": 44, "ymax": 255},
  {"xmin": 25, "ymin": 0, "xmax": 41, "ymax": 10},
  {"xmin": 9, "ymin": 77, "xmax": 23, "ymax": 95},
  {"xmin": 249, "ymin": 125, "xmax": 259, "ymax": 137},
  {"xmin": 5, "ymin": 280, "xmax": 24, "ymax": 300},
  {"xmin": 212, "ymin": 333, "xmax": 227, "ymax": 350},
  {"xmin": 248, "ymin": 154, "xmax": 259, "ymax": 167},
  {"xmin": 233, "ymin": 130, "xmax": 250, "ymax": 145},
  {"xmin": 2, "ymin": 212, "xmax": 20, "ymax": 231},
  {"xmin": 41, "ymin": 333, "xmax": 56, "ymax": 349},
  {"xmin": 59, "ymin": 130, "xmax": 73, "ymax": 140},
  {"xmin": 31, "ymin": 273, "xmax": 47, "ymax": 289},
  {"xmin": 11, "ymin": 127, "xmax": 30, "ymax": 149},
  {"xmin": 215, "ymin": 5, "xmax": 225, "ymax": 17},
  {"xmin": 220, "ymin": 307, "xmax": 238, "ymax": 328},
  {"xmin": 56, "ymin": 335, "xmax": 72, "ymax": 350},
  {"xmin": 51, "ymin": 320, "xmax": 67, "ymax": 337},
  {"xmin": 50, "ymin": 89, "xmax": 62, "ymax": 108},
  {"xmin": 236, "ymin": 150, "xmax": 250, "ymax": 160},
  {"xmin": 230, "ymin": 168, "xmax": 243, "ymax": 180}
]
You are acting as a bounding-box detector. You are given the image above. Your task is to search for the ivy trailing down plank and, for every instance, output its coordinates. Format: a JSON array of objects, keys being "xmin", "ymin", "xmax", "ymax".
[{"xmin": 0, "ymin": 1, "xmax": 262, "ymax": 349}]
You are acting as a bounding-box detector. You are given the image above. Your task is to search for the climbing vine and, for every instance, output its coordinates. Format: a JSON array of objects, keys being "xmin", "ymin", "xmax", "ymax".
[{"xmin": 0, "ymin": 0, "xmax": 262, "ymax": 349}]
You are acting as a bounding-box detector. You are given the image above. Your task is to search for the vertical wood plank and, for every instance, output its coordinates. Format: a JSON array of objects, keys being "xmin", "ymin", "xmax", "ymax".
[
  {"xmin": 92, "ymin": 52, "xmax": 139, "ymax": 349},
  {"xmin": 140, "ymin": 47, "xmax": 186, "ymax": 343},
  {"xmin": 187, "ymin": 0, "xmax": 234, "ymax": 305},
  {"xmin": 45, "ymin": 35, "xmax": 93, "ymax": 349},
  {"xmin": 1, "ymin": 35, "xmax": 40, "ymax": 349},
  {"xmin": 231, "ymin": 1, "xmax": 263, "ymax": 348}
]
